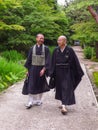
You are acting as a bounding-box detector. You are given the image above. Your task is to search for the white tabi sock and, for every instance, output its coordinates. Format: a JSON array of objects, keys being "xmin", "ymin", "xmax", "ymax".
[{"xmin": 28, "ymin": 94, "xmax": 33, "ymax": 105}]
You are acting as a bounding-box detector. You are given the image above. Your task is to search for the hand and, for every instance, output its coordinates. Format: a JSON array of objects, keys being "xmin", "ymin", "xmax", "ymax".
[
  {"xmin": 26, "ymin": 72, "xmax": 29, "ymax": 76},
  {"xmin": 40, "ymin": 68, "xmax": 45, "ymax": 77}
]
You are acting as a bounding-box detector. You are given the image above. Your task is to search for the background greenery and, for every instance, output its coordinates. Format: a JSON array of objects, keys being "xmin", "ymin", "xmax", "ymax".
[
  {"xmin": 0, "ymin": 51, "xmax": 26, "ymax": 91},
  {"xmin": 0, "ymin": 0, "xmax": 98, "ymax": 51}
]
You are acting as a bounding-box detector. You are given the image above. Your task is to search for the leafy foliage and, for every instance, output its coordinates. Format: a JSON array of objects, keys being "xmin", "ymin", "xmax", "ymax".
[
  {"xmin": 63, "ymin": 0, "xmax": 98, "ymax": 59},
  {"xmin": 0, "ymin": 56, "xmax": 26, "ymax": 91},
  {"xmin": 65, "ymin": 0, "xmax": 98, "ymax": 46},
  {"xmin": 70, "ymin": 21, "xmax": 98, "ymax": 46},
  {"xmin": 84, "ymin": 46, "xmax": 95, "ymax": 59},
  {"xmin": 1, "ymin": 50, "xmax": 25, "ymax": 62},
  {"xmin": 0, "ymin": 0, "xmax": 70, "ymax": 51},
  {"xmin": 0, "ymin": 21, "xmax": 25, "ymax": 31}
]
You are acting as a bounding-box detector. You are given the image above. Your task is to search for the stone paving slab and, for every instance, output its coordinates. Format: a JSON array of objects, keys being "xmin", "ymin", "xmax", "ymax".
[{"xmin": 0, "ymin": 63, "xmax": 98, "ymax": 130}]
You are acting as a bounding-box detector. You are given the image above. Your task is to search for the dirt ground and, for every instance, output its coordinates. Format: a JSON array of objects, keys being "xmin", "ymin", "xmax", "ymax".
[{"xmin": 73, "ymin": 46, "xmax": 98, "ymax": 101}]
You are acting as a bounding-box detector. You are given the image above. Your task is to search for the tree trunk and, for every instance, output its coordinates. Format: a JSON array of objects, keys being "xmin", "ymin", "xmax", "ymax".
[
  {"xmin": 87, "ymin": 6, "xmax": 98, "ymax": 23},
  {"xmin": 95, "ymin": 42, "xmax": 98, "ymax": 58}
]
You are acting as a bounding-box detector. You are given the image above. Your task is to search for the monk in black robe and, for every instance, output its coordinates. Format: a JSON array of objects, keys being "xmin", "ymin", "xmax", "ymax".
[
  {"xmin": 49, "ymin": 35, "xmax": 84, "ymax": 115},
  {"xmin": 23, "ymin": 34, "xmax": 51, "ymax": 109}
]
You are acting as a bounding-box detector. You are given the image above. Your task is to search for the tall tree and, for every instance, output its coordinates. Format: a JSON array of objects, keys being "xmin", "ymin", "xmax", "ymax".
[
  {"xmin": 0, "ymin": 0, "xmax": 25, "ymax": 50},
  {"xmin": 64, "ymin": 0, "xmax": 98, "ymax": 48},
  {"xmin": 0, "ymin": 0, "xmax": 70, "ymax": 51}
]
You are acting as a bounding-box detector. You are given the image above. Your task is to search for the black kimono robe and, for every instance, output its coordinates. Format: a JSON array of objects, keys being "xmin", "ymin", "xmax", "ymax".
[
  {"xmin": 23, "ymin": 44, "xmax": 51, "ymax": 95},
  {"xmin": 50, "ymin": 46, "xmax": 84, "ymax": 105}
]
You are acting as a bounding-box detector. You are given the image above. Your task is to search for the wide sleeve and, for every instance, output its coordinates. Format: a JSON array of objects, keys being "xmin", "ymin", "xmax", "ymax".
[
  {"xmin": 24, "ymin": 47, "xmax": 32, "ymax": 70},
  {"xmin": 70, "ymin": 47, "xmax": 84, "ymax": 90},
  {"xmin": 48, "ymin": 48, "xmax": 57, "ymax": 89},
  {"xmin": 44, "ymin": 46, "xmax": 51, "ymax": 76}
]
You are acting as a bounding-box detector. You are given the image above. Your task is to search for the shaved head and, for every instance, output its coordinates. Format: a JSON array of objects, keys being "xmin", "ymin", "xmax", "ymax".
[
  {"xmin": 57, "ymin": 35, "xmax": 67, "ymax": 48},
  {"xmin": 58, "ymin": 35, "xmax": 67, "ymax": 41},
  {"xmin": 36, "ymin": 33, "xmax": 44, "ymax": 38}
]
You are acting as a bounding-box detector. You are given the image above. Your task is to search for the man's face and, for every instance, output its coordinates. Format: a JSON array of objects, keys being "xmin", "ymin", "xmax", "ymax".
[
  {"xmin": 57, "ymin": 37, "xmax": 66, "ymax": 47},
  {"xmin": 36, "ymin": 34, "xmax": 44, "ymax": 45}
]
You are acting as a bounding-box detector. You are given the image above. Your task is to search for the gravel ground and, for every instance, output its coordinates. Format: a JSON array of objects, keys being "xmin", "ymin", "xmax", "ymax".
[{"xmin": 0, "ymin": 46, "xmax": 98, "ymax": 130}]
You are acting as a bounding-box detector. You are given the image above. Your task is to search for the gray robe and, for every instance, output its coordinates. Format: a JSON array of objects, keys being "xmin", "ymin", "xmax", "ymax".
[{"xmin": 23, "ymin": 44, "xmax": 51, "ymax": 95}]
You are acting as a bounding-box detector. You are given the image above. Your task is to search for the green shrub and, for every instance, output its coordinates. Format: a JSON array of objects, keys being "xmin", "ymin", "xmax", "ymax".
[
  {"xmin": 49, "ymin": 46, "xmax": 56, "ymax": 55},
  {"xmin": 84, "ymin": 46, "xmax": 95, "ymax": 59},
  {"xmin": 0, "ymin": 57, "xmax": 26, "ymax": 91},
  {"xmin": 93, "ymin": 71, "xmax": 98, "ymax": 88},
  {"xmin": 0, "ymin": 76, "xmax": 8, "ymax": 92},
  {"xmin": 91, "ymin": 56, "xmax": 98, "ymax": 62},
  {"xmin": 1, "ymin": 50, "xmax": 25, "ymax": 62}
]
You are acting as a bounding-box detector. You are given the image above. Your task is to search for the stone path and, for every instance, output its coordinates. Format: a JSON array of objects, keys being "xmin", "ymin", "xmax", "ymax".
[
  {"xmin": 0, "ymin": 46, "xmax": 98, "ymax": 130},
  {"xmin": 73, "ymin": 46, "xmax": 98, "ymax": 101}
]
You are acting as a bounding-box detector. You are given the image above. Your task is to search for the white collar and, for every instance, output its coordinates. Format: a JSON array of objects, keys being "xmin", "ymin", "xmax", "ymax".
[
  {"xmin": 36, "ymin": 44, "xmax": 41, "ymax": 47},
  {"xmin": 60, "ymin": 45, "xmax": 66, "ymax": 52}
]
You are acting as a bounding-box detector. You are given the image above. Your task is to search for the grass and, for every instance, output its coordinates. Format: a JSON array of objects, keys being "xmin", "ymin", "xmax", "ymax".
[{"xmin": 93, "ymin": 71, "xmax": 98, "ymax": 88}]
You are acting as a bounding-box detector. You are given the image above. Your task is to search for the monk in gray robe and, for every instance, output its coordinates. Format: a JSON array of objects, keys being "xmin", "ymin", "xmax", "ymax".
[{"xmin": 23, "ymin": 34, "xmax": 51, "ymax": 109}]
